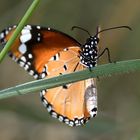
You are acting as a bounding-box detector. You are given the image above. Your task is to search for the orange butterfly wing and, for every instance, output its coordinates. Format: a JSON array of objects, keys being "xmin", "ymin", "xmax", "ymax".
[
  {"xmin": 0, "ymin": 25, "xmax": 97, "ymax": 126},
  {"xmin": 0, "ymin": 25, "xmax": 80, "ymax": 78},
  {"xmin": 40, "ymin": 47, "xmax": 97, "ymax": 126}
]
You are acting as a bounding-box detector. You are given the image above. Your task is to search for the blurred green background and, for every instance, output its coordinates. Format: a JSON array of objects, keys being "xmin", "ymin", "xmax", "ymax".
[{"xmin": 0, "ymin": 0, "xmax": 140, "ymax": 140}]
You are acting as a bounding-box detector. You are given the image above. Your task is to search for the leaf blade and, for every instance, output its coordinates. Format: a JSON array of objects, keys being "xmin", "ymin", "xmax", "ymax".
[{"xmin": 0, "ymin": 59, "xmax": 140, "ymax": 100}]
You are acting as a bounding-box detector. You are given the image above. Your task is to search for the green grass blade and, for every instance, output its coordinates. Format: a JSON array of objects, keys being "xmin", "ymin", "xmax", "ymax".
[
  {"xmin": 0, "ymin": 59, "xmax": 140, "ymax": 99},
  {"xmin": 0, "ymin": 0, "xmax": 41, "ymax": 63}
]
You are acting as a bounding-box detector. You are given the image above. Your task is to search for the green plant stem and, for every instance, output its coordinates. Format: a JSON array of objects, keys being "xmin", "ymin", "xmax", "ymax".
[
  {"xmin": 0, "ymin": 0, "xmax": 41, "ymax": 63},
  {"xmin": 0, "ymin": 59, "xmax": 140, "ymax": 100}
]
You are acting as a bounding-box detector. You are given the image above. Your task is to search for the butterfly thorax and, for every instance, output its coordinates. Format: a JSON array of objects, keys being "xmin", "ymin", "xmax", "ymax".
[{"xmin": 80, "ymin": 36, "xmax": 99, "ymax": 68}]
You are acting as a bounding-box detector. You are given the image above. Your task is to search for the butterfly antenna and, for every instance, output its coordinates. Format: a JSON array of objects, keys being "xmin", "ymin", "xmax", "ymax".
[
  {"xmin": 71, "ymin": 26, "xmax": 91, "ymax": 36},
  {"xmin": 96, "ymin": 26, "xmax": 132, "ymax": 36}
]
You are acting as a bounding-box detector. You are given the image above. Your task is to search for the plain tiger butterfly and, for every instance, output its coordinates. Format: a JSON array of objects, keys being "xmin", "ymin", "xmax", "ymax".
[{"xmin": 0, "ymin": 25, "xmax": 131, "ymax": 126}]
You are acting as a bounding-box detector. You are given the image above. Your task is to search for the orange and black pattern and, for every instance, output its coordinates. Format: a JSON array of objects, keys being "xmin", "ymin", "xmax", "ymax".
[{"xmin": 0, "ymin": 25, "xmax": 98, "ymax": 126}]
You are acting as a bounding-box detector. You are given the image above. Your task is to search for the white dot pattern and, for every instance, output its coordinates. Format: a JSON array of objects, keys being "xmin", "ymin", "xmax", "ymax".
[{"xmin": 80, "ymin": 36, "xmax": 99, "ymax": 68}]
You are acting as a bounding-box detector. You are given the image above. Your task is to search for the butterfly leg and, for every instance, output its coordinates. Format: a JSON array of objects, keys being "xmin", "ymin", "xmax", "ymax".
[
  {"xmin": 73, "ymin": 62, "xmax": 80, "ymax": 72},
  {"xmin": 97, "ymin": 48, "xmax": 112, "ymax": 63}
]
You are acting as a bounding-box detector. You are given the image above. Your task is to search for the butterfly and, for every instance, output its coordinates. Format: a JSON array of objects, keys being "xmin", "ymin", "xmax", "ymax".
[{"xmin": 0, "ymin": 25, "xmax": 131, "ymax": 126}]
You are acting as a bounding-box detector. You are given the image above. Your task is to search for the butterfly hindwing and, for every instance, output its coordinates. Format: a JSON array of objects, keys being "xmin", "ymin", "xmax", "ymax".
[{"xmin": 39, "ymin": 47, "xmax": 97, "ymax": 126}]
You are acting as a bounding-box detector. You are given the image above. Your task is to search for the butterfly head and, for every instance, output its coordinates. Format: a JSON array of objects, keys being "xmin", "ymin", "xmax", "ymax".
[
  {"xmin": 85, "ymin": 35, "xmax": 99, "ymax": 46},
  {"xmin": 71, "ymin": 26, "xmax": 100, "ymax": 68},
  {"xmin": 75, "ymin": 25, "xmax": 131, "ymax": 68}
]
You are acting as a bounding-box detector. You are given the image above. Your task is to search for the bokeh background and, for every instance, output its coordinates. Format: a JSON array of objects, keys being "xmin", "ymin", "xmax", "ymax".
[{"xmin": 0, "ymin": 0, "xmax": 140, "ymax": 140}]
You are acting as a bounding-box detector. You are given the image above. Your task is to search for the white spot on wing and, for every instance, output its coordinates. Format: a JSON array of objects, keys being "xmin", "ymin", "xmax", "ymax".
[
  {"xmin": 24, "ymin": 64, "xmax": 29, "ymax": 70},
  {"xmin": 27, "ymin": 62, "xmax": 31, "ymax": 66},
  {"xmin": 58, "ymin": 116, "xmax": 64, "ymax": 122},
  {"xmin": 19, "ymin": 61, "xmax": 25, "ymax": 67},
  {"xmin": 63, "ymin": 48, "xmax": 68, "ymax": 51},
  {"xmin": 42, "ymin": 99, "xmax": 48, "ymax": 107},
  {"xmin": 29, "ymin": 70, "xmax": 34, "ymax": 75},
  {"xmin": 37, "ymin": 37, "xmax": 41, "ymax": 42},
  {"xmin": 41, "ymin": 90, "xmax": 46, "ymax": 96},
  {"xmin": 69, "ymin": 121, "xmax": 74, "ymax": 127},
  {"xmin": 5, "ymin": 30, "xmax": 9, "ymax": 35},
  {"xmin": 18, "ymin": 44, "xmax": 27, "ymax": 54},
  {"xmin": 25, "ymin": 25, "xmax": 32, "ymax": 30},
  {"xmin": 0, "ymin": 33, "xmax": 4, "ymax": 39},
  {"xmin": 51, "ymin": 112, "xmax": 57, "ymax": 118},
  {"xmin": 90, "ymin": 110, "xmax": 97, "ymax": 117},
  {"xmin": 28, "ymin": 54, "xmax": 33, "ymax": 59},
  {"xmin": 8, "ymin": 27, "xmax": 12, "ymax": 30},
  {"xmin": 20, "ymin": 56, "xmax": 26, "ymax": 62},
  {"xmin": 41, "ymin": 73, "xmax": 46, "ymax": 78},
  {"xmin": 20, "ymin": 33, "xmax": 32, "ymax": 43},
  {"xmin": 43, "ymin": 99, "xmax": 48, "ymax": 105},
  {"xmin": 75, "ymin": 119, "xmax": 79, "ymax": 124},
  {"xmin": 47, "ymin": 105, "xmax": 52, "ymax": 112},
  {"xmin": 37, "ymin": 26, "xmax": 41, "ymax": 29},
  {"xmin": 49, "ymin": 53, "xmax": 59, "ymax": 61},
  {"xmin": 21, "ymin": 29, "xmax": 30, "ymax": 34},
  {"xmin": 34, "ymin": 74, "xmax": 38, "ymax": 79}
]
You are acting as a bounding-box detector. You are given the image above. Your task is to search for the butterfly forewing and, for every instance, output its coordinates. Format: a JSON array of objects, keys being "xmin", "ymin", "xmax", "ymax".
[{"xmin": 0, "ymin": 25, "xmax": 80, "ymax": 79}]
